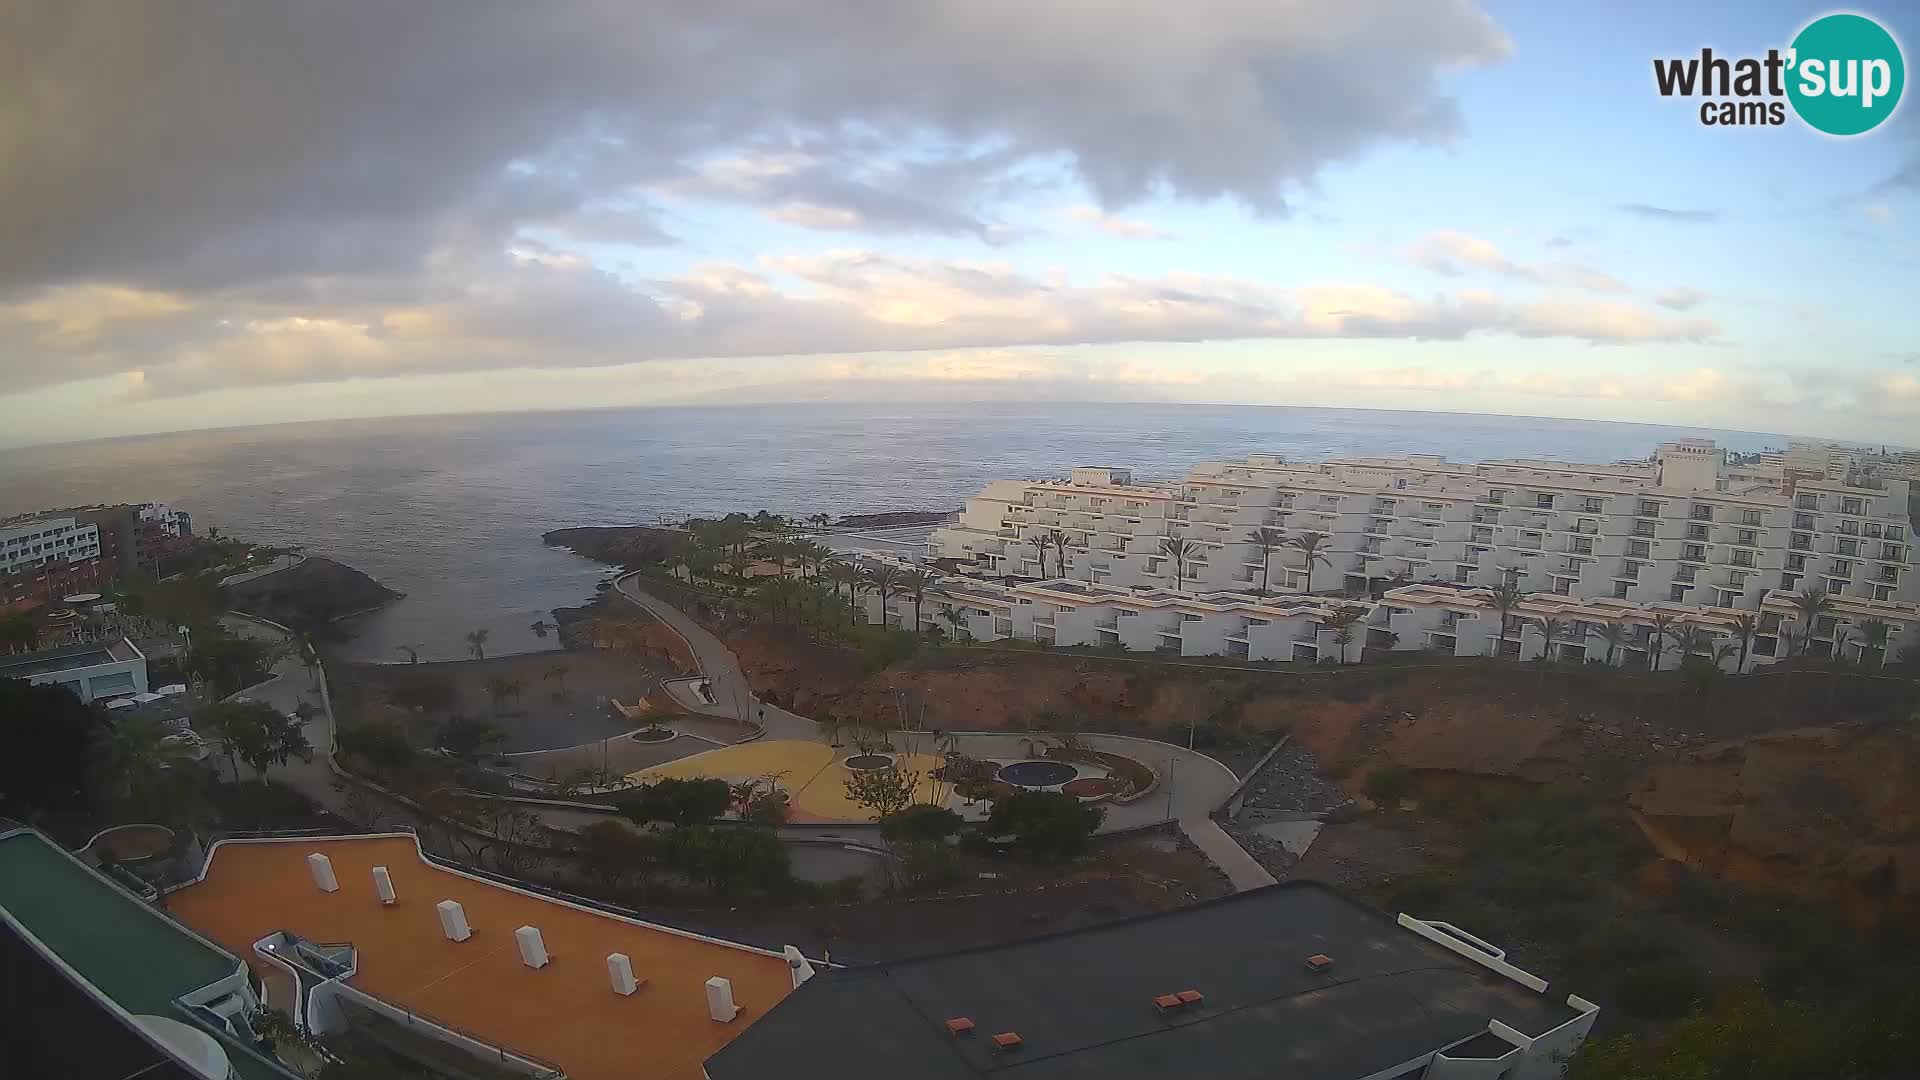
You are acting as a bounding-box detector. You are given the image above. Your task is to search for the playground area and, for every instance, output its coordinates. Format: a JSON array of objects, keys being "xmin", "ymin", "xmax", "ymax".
[{"xmin": 627, "ymin": 740, "xmax": 946, "ymax": 823}]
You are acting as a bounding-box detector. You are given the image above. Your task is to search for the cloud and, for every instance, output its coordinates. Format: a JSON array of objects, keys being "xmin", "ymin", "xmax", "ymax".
[
  {"xmin": 1864, "ymin": 204, "xmax": 1894, "ymax": 224},
  {"xmin": 1618, "ymin": 203, "xmax": 1720, "ymax": 224},
  {"xmin": 1407, "ymin": 231, "xmax": 1629, "ymax": 294},
  {"xmin": 1652, "ymin": 286, "xmax": 1708, "ymax": 311},
  {"xmin": 0, "ymin": 0, "xmax": 1511, "ymax": 302},
  {"xmin": 1064, "ymin": 206, "xmax": 1173, "ymax": 240}
]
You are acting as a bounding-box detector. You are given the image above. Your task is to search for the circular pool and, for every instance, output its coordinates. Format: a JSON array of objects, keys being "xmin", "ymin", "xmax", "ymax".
[
  {"xmin": 843, "ymin": 754, "xmax": 894, "ymax": 772},
  {"xmin": 996, "ymin": 760, "xmax": 1078, "ymax": 788}
]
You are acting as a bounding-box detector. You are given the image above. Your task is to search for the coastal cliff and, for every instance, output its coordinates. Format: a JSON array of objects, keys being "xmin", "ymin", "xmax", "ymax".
[
  {"xmin": 222, "ymin": 555, "xmax": 402, "ymax": 633},
  {"xmin": 543, "ymin": 525, "xmax": 684, "ymax": 568}
]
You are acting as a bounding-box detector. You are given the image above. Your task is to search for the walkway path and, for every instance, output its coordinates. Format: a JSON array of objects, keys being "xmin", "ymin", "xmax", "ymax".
[
  {"xmin": 219, "ymin": 613, "xmax": 342, "ymax": 813},
  {"xmin": 611, "ymin": 572, "xmax": 817, "ymax": 741},
  {"xmin": 1178, "ymin": 817, "xmax": 1278, "ymax": 892}
]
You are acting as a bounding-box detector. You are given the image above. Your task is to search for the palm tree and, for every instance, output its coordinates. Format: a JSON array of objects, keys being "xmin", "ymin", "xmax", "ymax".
[
  {"xmin": 1287, "ymin": 531, "xmax": 1333, "ymax": 592},
  {"xmin": 465, "ymin": 628, "xmax": 489, "ymax": 661},
  {"xmin": 1532, "ymin": 616, "xmax": 1567, "ymax": 664},
  {"xmin": 394, "ymin": 643, "xmax": 424, "ymax": 665},
  {"xmin": 1043, "ymin": 528, "xmax": 1073, "ymax": 579},
  {"xmin": 1646, "ymin": 612, "xmax": 1677, "ymax": 671},
  {"xmin": 528, "ymin": 618, "xmax": 554, "ymax": 639},
  {"xmin": 543, "ymin": 662, "xmax": 570, "ymax": 700},
  {"xmin": 1326, "ymin": 605, "xmax": 1366, "ymax": 663},
  {"xmin": 1789, "ymin": 586, "xmax": 1833, "ymax": 659},
  {"xmin": 1158, "ymin": 536, "xmax": 1200, "ymax": 592},
  {"xmin": 1729, "ymin": 612, "xmax": 1759, "ymax": 674},
  {"xmin": 865, "ymin": 564, "xmax": 902, "ymax": 627},
  {"xmin": 1854, "ymin": 618, "xmax": 1890, "ymax": 670},
  {"xmin": 809, "ymin": 513, "xmax": 832, "ymax": 530},
  {"xmin": 1245, "ymin": 526, "xmax": 1287, "ymax": 596},
  {"xmin": 939, "ymin": 606, "xmax": 971, "ymax": 642},
  {"xmin": 1596, "ymin": 621, "xmax": 1630, "ymax": 667},
  {"xmin": 898, "ymin": 568, "xmax": 939, "ymax": 634},
  {"xmin": 1486, "ymin": 580, "xmax": 1525, "ymax": 657},
  {"xmin": 825, "ymin": 562, "xmax": 862, "ymax": 624}
]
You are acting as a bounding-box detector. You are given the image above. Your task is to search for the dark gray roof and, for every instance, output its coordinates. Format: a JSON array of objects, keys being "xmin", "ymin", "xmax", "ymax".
[{"xmin": 705, "ymin": 882, "xmax": 1576, "ymax": 1080}]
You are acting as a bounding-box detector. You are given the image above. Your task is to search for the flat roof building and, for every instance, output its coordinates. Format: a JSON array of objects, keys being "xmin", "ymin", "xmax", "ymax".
[
  {"xmin": 0, "ymin": 826, "xmax": 295, "ymax": 1080},
  {"xmin": 706, "ymin": 881, "xmax": 1597, "ymax": 1080},
  {"xmin": 0, "ymin": 635, "xmax": 147, "ymax": 702},
  {"xmin": 168, "ymin": 833, "xmax": 799, "ymax": 1080}
]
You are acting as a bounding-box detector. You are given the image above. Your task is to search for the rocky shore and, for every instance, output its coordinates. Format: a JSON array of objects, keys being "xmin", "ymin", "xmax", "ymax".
[
  {"xmin": 224, "ymin": 555, "xmax": 402, "ymax": 635},
  {"xmin": 543, "ymin": 525, "xmax": 683, "ymax": 569}
]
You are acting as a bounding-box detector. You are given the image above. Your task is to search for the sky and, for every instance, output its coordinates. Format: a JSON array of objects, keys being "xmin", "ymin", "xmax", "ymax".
[{"xmin": 1, "ymin": 1, "xmax": 1916, "ymax": 448}]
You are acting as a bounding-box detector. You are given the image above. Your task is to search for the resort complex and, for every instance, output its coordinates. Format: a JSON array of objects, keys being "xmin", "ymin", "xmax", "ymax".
[{"xmin": 903, "ymin": 439, "xmax": 1919, "ymax": 667}]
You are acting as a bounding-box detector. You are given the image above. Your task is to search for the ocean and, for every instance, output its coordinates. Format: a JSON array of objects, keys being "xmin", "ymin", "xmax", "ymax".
[{"xmin": 0, "ymin": 402, "xmax": 1785, "ymax": 662}]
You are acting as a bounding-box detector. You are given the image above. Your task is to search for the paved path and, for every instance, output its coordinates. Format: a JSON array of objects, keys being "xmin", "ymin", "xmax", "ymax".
[
  {"xmin": 611, "ymin": 573, "xmax": 817, "ymax": 741},
  {"xmin": 1179, "ymin": 817, "xmax": 1278, "ymax": 892},
  {"xmin": 219, "ymin": 613, "xmax": 342, "ymax": 810}
]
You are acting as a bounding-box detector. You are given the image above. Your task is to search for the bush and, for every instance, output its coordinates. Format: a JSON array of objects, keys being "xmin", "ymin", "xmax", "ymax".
[
  {"xmin": 615, "ymin": 777, "xmax": 733, "ymax": 828},
  {"xmin": 1363, "ymin": 765, "xmax": 1415, "ymax": 803},
  {"xmin": 896, "ymin": 840, "xmax": 967, "ymax": 891},
  {"xmin": 1610, "ymin": 958, "xmax": 1710, "ymax": 1020},
  {"xmin": 881, "ymin": 804, "xmax": 962, "ymax": 845},
  {"xmin": 336, "ymin": 724, "xmax": 417, "ymax": 771},
  {"xmin": 986, "ymin": 791, "xmax": 1103, "ymax": 857}
]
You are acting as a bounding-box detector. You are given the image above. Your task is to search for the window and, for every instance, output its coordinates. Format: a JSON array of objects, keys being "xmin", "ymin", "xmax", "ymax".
[
  {"xmin": 1571, "ymin": 538, "xmax": 1593, "ymax": 555},
  {"xmin": 1632, "ymin": 520, "xmax": 1656, "ymax": 538},
  {"xmin": 1794, "ymin": 513, "xmax": 1815, "ymax": 530},
  {"xmin": 1880, "ymin": 566, "xmax": 1900, "ymax": 583},
  {"xmin": 1840, "ymin": 519, "xmax": 1859, "ymax": 536},
  {"xmin": 1797, "ymin": 494, "xmax": 1819, "ymax": 510},
  {"xmin": 1891, "ymin": 525, "xmax": 1906, "ymax": 541},
  {"xmin": 1619, "ymin": 561, "xmax": 1640, "ymax": 580},
  {"xmin": 1831, "ymin": 560, "xmax": 1853, "ymax": 578},
  {"xmin": 1629, "ymin": 540, "xmax": 1652, "ymax": 558},
  {"xmin": 1718, "ymin": 590, "xmax": 1739, "ymax": 607},
  {"xmin": 1582, "ymin": 497, "xmax": 1605, "ymax": 513},
  {"xmin": 1842, "ymin": 497, "xmax": 1864, "ymax": 515},
  {"xmin": 1742, "ymin": 509, "xmax": 1762, "ymax": 526},
  {"xmin": 1455, "ymin": 565, "xmax": 1471, "ymax": 583},
  {"xmin": 1535, "ymin": 493, "xmax": 1555, "ymax": 509},
  {"xmin": 1691, "ymin": 504, "xmax": 1714, "ymax": 521},
  {"xmin": 1613, "ymin": 581, "xmax": 1631, "ymax": 599},
  {"xmin": 1687, "ymin": 523, "xmax": 1709, "ymax": 541},
  {"xmin": 1637, "ymin": 499, "xmax": 1661, "ymax": 516},
  {"xmin": 1817, "ymin": 616, "xmax": 1838, "ymax": 634},
  {"xmin": 1732, "ymin": 550, "xmax": 1754, "ymax": 568},
  {"xmin": 1676, "ymin": 565, "xmax": 1696, "ymax": 582},
  {"xmin": 1487, "ymin": 489, "xmax": 1506, "ymax": 504},
  {"xmin": 1877, "ymin": 585, "xmax": 1896, "ymax": 601},
  {"xmin": 1838, "ymin": 539, "xmax": 1858, "ymax": 556},
  {"xmin": 1790, "ymin": 532, "xmax": 1813, "ymax": 551},
  {"xmin": 1682, "ymin": 543, "xmax": 1706, "ymax": 561},
  {"xmin": 1670, "ymin": 584, "xmax": 1688, "ymax": 602},
  {"xmin": 1736, "ymin": 529, "xmax": 1757, "ymax": 546},
  {"xmin": 1781, "ymin": 572, "xmax": 1800, "ymax": 590}
]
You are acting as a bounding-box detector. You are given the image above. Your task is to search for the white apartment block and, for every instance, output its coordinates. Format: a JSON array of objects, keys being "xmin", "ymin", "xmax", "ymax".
[
  {"xmin": 850, "ymin": 555, "xmax": 1917, "ymax": 672},
  {"xmin": 0, "ymin": 516, "xmax": 102, "ymax": 576},
  {"xmin": 927, "ymin": 441, "xmax": 1917, "ymax": 613}
]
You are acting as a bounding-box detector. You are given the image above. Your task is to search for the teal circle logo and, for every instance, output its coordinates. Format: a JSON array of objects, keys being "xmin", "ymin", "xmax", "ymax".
[{"xmin": 1787, "ymin": 13, "xmax": 1905, "ymax": 136}]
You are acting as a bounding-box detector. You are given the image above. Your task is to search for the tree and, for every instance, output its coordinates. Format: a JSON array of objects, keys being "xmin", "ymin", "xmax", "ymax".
[
  {"xmin": 825, "ymin": 563, "xmax": 863, "ymax": 625},
  {"xmin": 1287, "ymin": 531, "xmax": 1333, "ymax": 592},
  {"xmin": 880, "ymin": 803, "xmax": 962, "ymax": 845},
  {"xmin": 1158, "ymin": 536, "xmax": 1200, "ymax": 592},
  {"xmin": 1596, "ymin": 621, "xmax": 1630, "ymax": 667},
  {"xmin": 1244, "ymin": 527, "xmax": 1288, "ymax": 596},
  {"xmin": 0, "ymin": 680, "xmax": 103, "ymax": 819},
  {"xmin": 484, "ymin": 676, "xmax": 523, "ymax": 715},
  {"xmin": 1042, "ymin": 528, "xmax": 1073, "ymax": 579},
  {"xmin": 543, "ymin": 661, "xmax": 570, "ymax": 700},
  {"xmin": 436, "ymin": 714, "xmax": 506, "ymax": 760},
  {"xmin": 1326, "ymin": 605, "xmax": 1366, "ymax": 662},
  {"xmin": 528, "ymin": 618, "xmax": 554, "ymax": 639},
  {"xmin": 198, "ymin": 699, "xmax": 313, "ymax": 784},
  {"xmin": 809, "ymin": 513, "xmax": 832, "ymax": 529},
  {"xmin": 465, "ymin": 628, "xmax": 489, "ymax": 661},
  {"xmin": 897, "ymin": 568, "xmax": 939, "ymax": 634},
  {"xmin": 393, "ymin": 643, "xmax": 424, "ymax": 665},
  {"xmin": 844, "ymin": 764, "xmax": 921, "ymax": 821},
  {"xmin": 573, "ymin": 820, "xmax": 659, "ymax": 897},
  {"xmin": 864, "ymin": 564, "xmax": 902, "ymax": 626},
  {"xmin": 1646, "ymin": 612, "xmax": 1677, "ymax": 671},
  {"xmin": 615, "ymin": 777, "xmax": 733, "ymax": 828},
  {"xmin": 939, "ymin": 605, "xmax": 971, "ymax": 642},
  {"xmin": 1486, "ymin": 580, "xmax": 1525, "ymax": 657},
  {"xmin": 1531, "ymin": 616, "xmax": 1567, "ymax": 664},
  {"xmin": 1730, "ymin": 611, "xmax": 1760, "ymax": 674},
  {"xmin": 93, "ymin": 712, "xmax": 200, "ymax": 813},
  {"xmin": 1789, "ymin": 586, "xmax": 1832, "ymax": 658},
  {"xmin": 1854, "ymin": 618, "xmax": 1891, "ymax": 670},
  {"xmin": 987, "ymin": 791, "xmax": 1103, "ymax": 857},
  {"xmin": 663, "ymin": 825, "xmax": 790, "ymax": 898},
  {"xmin": 0, "ymin": 612, "xmax": 36, "ymax": 652}
]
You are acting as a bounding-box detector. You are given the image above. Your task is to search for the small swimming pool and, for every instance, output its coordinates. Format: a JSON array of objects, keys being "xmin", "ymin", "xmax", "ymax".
[{"xmin": 996, "ymin": 760, "xmax": 1078, "ymax": 788}]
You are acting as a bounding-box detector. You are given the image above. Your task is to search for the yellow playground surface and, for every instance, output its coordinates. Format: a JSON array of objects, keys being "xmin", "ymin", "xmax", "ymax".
[{"xmin": 627, "ymin": 740, "xmax": 945, "ymax": 823}]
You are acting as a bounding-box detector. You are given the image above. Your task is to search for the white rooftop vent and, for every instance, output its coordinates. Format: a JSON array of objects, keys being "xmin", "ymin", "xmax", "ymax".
[
  {"xmin": 515, "ymin": 925, "xmax": 549, "ymax": 969},
  {"xmin": 706, "ymin": 976, "xmax": 739, "ymax": 1022},
  {"xmin": 371, "ymin": 865, "xmax": 395, "ymax": 905},
  {"xmin": 607, "ymin": 953, "xmax": 638, "ymax": 996},
  {"xmin": 306, "ymin": 853, "xmax": 337, "ymax": 893},
  {"xmin": 783, "ymin": 945, "xmax": 816, "ymax": 988},
  {"xmin": 436, "ymin": 899, "xmax": 471, "ymax": 942}
]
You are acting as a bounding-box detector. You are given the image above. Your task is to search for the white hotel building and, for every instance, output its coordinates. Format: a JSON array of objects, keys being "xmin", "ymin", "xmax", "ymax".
[
  {"xmin": 892, "ymin": 440, "xmax": 1919, "ymax": 670},
  {"xmin": 0, "ymin": 515, "xmax": 102, "ymax": 576}
]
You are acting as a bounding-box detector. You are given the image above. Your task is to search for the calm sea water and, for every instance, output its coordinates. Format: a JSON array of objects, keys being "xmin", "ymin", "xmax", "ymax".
[{"xmin": 0, "ymin": 403, "xmax": 1784, "ymax": 661}]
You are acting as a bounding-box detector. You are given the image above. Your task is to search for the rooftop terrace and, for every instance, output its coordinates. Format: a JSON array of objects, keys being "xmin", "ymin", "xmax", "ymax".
[
  {"xmin": 0, "ymin": 636, "xmax": 141, "ymax": 679},
  {"xmin": 168, "ymin": 834, "xmax": 796, "ymax": 1080}
]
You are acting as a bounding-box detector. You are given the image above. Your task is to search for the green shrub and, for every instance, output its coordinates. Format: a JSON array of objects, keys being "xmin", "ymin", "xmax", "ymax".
[{"xmin": 1363, "ymin": 765, "xmax": 1415, "ymax": 803}]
